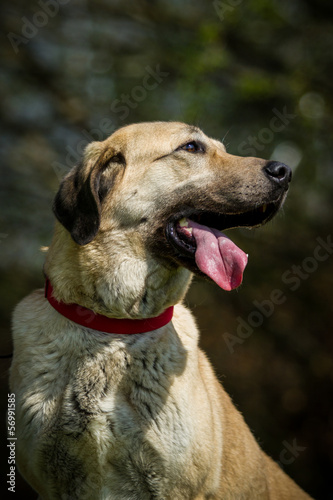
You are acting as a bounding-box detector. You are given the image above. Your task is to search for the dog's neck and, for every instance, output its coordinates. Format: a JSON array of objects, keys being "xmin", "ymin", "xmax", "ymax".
[
  {"xmin": 44, "ymin": 224, "xmax": 192, "ymax": 319},
  {"xmin": 44, "ymin": 278, "xmax": 174, "ymax": 333}
]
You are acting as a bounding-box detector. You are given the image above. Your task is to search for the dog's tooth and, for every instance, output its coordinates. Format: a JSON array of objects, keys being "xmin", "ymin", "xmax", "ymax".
[
  {"xmin": 179, "ymin": 217, "xmax": 189, "ymax": 227},
  {"xmin": 262, "ymin": 204, "xmax": 267, "ymax": 213}
]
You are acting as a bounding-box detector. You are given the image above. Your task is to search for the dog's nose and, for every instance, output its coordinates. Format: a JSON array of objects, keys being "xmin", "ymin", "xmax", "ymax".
[{"xmin": 264, "ymin": 161, "xmax": 292, "ymax": 186}]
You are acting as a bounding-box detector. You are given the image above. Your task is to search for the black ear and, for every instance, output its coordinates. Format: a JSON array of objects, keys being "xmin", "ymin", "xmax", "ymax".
[{"xmin": 53, "ymin": 148, "xmax": 125, "ymax": 245}]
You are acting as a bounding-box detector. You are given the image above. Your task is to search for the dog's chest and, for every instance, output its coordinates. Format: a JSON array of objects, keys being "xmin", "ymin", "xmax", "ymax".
[{"xmin": 42, "ymin": 332, "xmax": 197, "ymax": 498}]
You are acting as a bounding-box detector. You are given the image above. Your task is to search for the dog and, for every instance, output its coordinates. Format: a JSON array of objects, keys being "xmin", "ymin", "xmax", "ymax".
[{"xmin": 10, "ymin": 121, "xmax": 312, "ymax": 499}]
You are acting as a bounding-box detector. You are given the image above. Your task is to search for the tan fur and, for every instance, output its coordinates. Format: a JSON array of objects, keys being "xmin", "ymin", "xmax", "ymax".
[{"xmin": 10, "ymin": 122, "xmax": 312, "ymax": 499}]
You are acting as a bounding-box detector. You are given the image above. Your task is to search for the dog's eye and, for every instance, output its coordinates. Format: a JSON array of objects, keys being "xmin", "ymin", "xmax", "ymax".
[{"xmin": 177, "ymin": 141, "xmax": 204, "ymax": 153}]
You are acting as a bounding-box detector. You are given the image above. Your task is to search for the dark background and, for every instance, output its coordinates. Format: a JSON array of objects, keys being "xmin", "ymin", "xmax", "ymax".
[{"xmin": 1, "ymin": 0, "xmax": 333, "ymax": 498}]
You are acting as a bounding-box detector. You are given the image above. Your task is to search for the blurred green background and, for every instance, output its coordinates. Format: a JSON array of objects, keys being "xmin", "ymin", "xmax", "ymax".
[{"xmin": 1, "ymin": 0, "xmax": 333, "ymax": 498}]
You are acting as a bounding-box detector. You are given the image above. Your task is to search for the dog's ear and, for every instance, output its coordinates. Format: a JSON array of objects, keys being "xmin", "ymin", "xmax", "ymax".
[{"xmin": 53, "ymin": 144, "xmax": 125, "ymax": 245}]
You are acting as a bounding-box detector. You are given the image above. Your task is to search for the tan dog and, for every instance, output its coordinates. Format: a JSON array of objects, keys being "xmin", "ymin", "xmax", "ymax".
[{"xmin": 10, "ymin": 122, "xmax": 312, "ymax": 499}]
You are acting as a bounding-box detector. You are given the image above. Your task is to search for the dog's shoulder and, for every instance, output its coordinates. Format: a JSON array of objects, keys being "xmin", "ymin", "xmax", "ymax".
[{"xmin": 12, "ymin": 288, "xmax": 54, "ymax": 341}]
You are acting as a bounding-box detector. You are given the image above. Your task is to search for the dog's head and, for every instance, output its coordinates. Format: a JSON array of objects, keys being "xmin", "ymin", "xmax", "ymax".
[{"xmin": 50, "ymin": 122, "xmax": 291, "ymax": 315}]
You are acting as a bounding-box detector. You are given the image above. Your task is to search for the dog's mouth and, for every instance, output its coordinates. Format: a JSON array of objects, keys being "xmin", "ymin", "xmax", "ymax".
[{"xmin": 166, "ymin": 201, "xmax": 279, "ymax": 291}]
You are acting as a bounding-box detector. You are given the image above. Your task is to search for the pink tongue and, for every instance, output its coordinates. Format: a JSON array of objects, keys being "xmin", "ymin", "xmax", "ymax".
[{"xmin": 187, "ymin": 219, "xmax": 248, "ymax": 291}]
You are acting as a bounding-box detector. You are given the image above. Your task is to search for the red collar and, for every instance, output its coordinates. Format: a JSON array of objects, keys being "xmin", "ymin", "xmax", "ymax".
[{"xmin": 44, "ymin": 279, "xmax": 174, "ymax": 334}]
